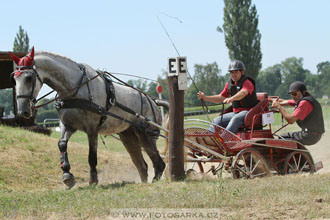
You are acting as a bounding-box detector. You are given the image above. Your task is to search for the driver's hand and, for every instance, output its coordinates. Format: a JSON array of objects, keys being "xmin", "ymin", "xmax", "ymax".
[
  {"xmin": 197, "ymin": 91, "xmax": 205, "ymax": 100},
  {"xmin": 223, "ymin": 97, "xmax": 233, "ymax": 104},
  {"xmin": 271, "ymin": 98, "xmax": 281, "ymax": 109}
]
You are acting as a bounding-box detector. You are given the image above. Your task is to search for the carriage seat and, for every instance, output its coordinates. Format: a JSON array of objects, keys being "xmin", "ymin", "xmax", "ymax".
[
  {"xmin": 219, "ymin": 93, "xmax": 269, "ymax": 130},
  {"xmin": 242, "ymin": 92, "xmax": 269, "ymax": 129}
]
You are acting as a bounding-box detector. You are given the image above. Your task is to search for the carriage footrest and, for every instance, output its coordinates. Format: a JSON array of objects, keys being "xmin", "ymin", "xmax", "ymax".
[{"xmin": 314, "ymin": 161, "xmax": 323, "ymax": 171}]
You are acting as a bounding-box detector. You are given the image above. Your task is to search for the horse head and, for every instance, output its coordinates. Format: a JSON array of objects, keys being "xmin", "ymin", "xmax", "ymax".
[{"xmin": 9, "ymin": 47, "xmax": 43, "ymax": 118}]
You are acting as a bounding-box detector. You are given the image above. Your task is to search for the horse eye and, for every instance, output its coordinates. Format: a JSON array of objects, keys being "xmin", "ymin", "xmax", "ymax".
[{"xmin": 25, "ymin": 75, "xmax": 32, "ymax": 83}]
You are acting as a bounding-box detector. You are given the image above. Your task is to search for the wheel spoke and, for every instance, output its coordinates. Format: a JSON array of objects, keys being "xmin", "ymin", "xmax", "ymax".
[
  {"xmin": 297, "ymin": 154, "xmax": 302, "ymax": 169},
  {"xmin": 299, "ymin": 161, "xmax": 309, "ymax": 172},
  {"xmin": 288, "ymin": 162, "xmax": 297, "ymax": 172},
  {"xmin": 293, "ymin": 155, "xmax": 298, "ymax": 169},
  {"xmin": 235, "ymin": 165, "xmax": 249, "ymax": 176},
  {"xmin": 251, "ymin": 172, "xmax": 267, "ymax": 178},
  {"xmin": 251, "ymin": 159, "xmax": 261, "ymax": 174},
  {"xmin": 250, "ymin": 153, "xmax": 253, "ymax": 173},
  {"xmin": 242, "ymin": 155, "xmax": 248, "ymax": 173},
  {"xmin": 233, "ymin": 149, "xmax": 270, "ymax": 179}
]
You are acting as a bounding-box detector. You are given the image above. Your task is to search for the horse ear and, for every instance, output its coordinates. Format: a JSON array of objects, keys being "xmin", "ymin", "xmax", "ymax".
[
  {"xmin": 9, "ymin": 52, "xmax": 20, "ymax": 65},
  {"xmin": 28, "ymin": 47, "xmax": 35, "ymax": 60}
]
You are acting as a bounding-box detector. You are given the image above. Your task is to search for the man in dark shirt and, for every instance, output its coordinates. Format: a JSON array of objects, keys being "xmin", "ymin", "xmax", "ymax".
[
  {"xmin": 197, "ymin": 60, "xmax": 258, "ymax": 134},
  {"xmin": 272, "ymin": 81, "xmax": 324, "ymax": 145}
]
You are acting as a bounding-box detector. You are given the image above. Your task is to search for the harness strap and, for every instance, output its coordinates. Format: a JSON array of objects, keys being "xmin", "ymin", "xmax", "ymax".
[
  {"xmin": 79, "ymin": 64, "xmax": 93, "ymax": 102},
  {"xmin": 55, "ymin": 99, "xmax": 137, "ymax": 127},
  {"xmin": 97, "ymin": 73, "xmax": 116, "ymax": 126},
  {"xmin": 145, "ymin": 94, "xmax": 157, "ymax": 123},
  {"xmin": 115, "ymin": 102, "xmax": 138, "ymax": 116},
  {"xmin": 139, "ymin": 92, "xmax": 143, "ymax": 115},
  {"xmin": 56, "ymin": 98, "xmax": 160, "ymax": 137},
  {"xmin": 35, "ymin": 65, "xmax": 101, "ymax": 109}
]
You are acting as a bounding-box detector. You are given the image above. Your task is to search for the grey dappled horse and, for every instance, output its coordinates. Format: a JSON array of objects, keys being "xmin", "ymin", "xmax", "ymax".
[{"xmin": 10, "ymin": 48, "xmax": 166, "ymax": 188}]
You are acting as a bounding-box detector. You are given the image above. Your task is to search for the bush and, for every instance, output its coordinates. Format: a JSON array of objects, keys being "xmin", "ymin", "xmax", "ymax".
[{"xmin": 36, "ymin": 109, "xmax": 58, "ymax": 123}]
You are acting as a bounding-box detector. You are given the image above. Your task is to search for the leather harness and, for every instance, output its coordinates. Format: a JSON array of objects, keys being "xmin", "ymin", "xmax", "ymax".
[
  {"xmin": 54, "ymin": 67, "xmax": 159, "ymax": 136},
  {"xmin": 13, "ymin": 63, "xmax": 159, "ymax": 136}
]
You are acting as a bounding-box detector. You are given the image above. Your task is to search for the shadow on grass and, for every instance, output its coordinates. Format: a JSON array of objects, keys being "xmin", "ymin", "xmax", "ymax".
[{"xmin": 77, "ymin": 181, "xmax": 135, "ymax": 191}]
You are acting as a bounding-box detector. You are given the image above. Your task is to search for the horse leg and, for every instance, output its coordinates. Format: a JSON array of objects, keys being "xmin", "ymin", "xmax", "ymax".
[
  {"xmin": 87, "ymin": 133, "xmax": 98, "ymax": 185},
  {"xmin": 119, "ymin": 128, "xmax": 148, "ymax": 183},
  {"xmin": 58, "ymin": 123, "xmax": 77, "ymax": 189},
  {"xmin": 136, "ymin": 132, "xmax": 165, "ymax": 182}
]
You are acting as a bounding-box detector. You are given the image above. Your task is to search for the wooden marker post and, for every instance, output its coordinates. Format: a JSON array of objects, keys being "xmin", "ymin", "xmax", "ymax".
[{"xmin": 167, "ymin": 57, "xmax": 187, "ymax": 181}]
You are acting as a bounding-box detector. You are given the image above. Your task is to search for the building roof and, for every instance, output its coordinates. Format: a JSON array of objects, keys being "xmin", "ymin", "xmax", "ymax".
[
  {"xmin": 0, "ymin": 51, "xmax": 27, "ymax": 60},
  {"xmin": 0, "ymin": 51, "xmax": 27, "ymax": 89}
]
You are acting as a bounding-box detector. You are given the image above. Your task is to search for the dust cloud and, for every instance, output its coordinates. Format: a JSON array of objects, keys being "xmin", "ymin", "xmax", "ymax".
[{"xmin": 307, "ymin": 130, "xmax": 330, "ymax": 173}]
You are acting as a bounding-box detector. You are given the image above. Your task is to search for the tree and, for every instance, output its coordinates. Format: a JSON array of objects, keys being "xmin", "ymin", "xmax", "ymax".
[
  {"xmin": 13, "ymin": 25, "xmax": 30, "ymax": 52},
  {"xmin": 256, "ymin": 64, "xmax": 282, "ymax": 95},
  {"xmin": 219, "ymin": 0, "xmax": 262, "ymax": 79},
  {"xmin": 185, "ymin": 62, "xmax": 225, "ymax": 106},
  {"xmin": 126, "ymin": 71, "xmax": 169, "ymax": 101},
  {"xmin": 127, "ymin": 79, "xmax": 148, "ymax": 92},
  {"xmin": 0, "ymin": 89, "xmax": 14, "ymax": 116},
  {"xmin": 146, "ymin": 73, "xmax": 169, "ymax": 101},
  {"xmin": 0, "ymin": 26, "xmax": 30, "ymax": 116},
  {"xmin": 316, "ymin": 61, "xmax": 330, "ymax": 98},
  {"xmin": 275, "ymin": 57, "xmax": 310, "ymax": 99}
]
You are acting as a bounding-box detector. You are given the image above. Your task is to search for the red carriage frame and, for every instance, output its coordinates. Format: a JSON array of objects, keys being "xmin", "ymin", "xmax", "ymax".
[{"xmin": 183, "ymin": 92, "xmax": 322, "ymax": 179}]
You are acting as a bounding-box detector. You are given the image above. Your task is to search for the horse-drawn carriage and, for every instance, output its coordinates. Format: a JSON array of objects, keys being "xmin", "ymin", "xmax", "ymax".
[
  {"xmin": 10, "ymin": 48, "xmax": 322, "ymax": 188},
  {"xmin": 183, "ymin": 92, "xmax": 323, "ymax": 179}
]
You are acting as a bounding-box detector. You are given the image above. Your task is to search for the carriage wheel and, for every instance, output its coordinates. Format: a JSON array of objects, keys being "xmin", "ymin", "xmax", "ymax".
[
  {"xmin": 273, "ymin": 159, "xmax": 285, "ymax": 175},
  {"xmin": 231, "ymin": 148, "xmax": 271, "ymax": 179},
  {"xmin": 185, "ymin": 153, "xmax": 225, "ymax": 177},
  {"xmin": 283, "ymin": 151, "xmax": 315, "ymax": 174},
  {"xmin": 185, "ymin": 153, "xmax": 204, "ymax": 174}
]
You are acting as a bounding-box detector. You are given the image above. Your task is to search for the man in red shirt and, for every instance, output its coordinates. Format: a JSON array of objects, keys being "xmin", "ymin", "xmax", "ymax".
[
  {"xmin": 197, "ymin": 60, "xmax": 258, "ymax": 134},
  {"xmin": 272, "ymin": 81, "xmax": 324, "ymax": 145}
]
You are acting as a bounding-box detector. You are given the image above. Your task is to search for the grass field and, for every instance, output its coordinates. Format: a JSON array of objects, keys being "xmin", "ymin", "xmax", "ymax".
[
  {"xmin": 1, "ymin": 105, "xmax": 330, "ymax": 219},
  {"xmin": 1, "ymin": 174, "xmax": 330, "ymax": 219}
]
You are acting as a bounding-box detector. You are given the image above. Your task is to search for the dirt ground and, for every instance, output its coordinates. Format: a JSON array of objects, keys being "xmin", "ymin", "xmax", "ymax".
[
  {"xmin": 306, "ymin": 130, "xmax": 330, "ymax": 174},
  {"xmin": 87, "ymin": 130, "xmax": 330, "ymax": 186}
]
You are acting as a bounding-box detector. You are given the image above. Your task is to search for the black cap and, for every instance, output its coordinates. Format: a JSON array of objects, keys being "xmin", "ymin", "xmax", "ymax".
[
  {"xmin": 228, "ymin": 60, "xmax": 245, "ymax": 72},
  {"xmin": 288, "ymin": 81, "xmax": 307, "ymax": 94}
]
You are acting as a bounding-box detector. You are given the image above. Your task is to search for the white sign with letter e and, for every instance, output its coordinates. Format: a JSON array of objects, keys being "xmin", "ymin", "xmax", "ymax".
[
  {"xmin": 168, "ymin": 57, "xmax": 187, "ymax": 90},
  {"xmin": 262, "ymin": 112, "xmax": 274, "ymax": 126}
]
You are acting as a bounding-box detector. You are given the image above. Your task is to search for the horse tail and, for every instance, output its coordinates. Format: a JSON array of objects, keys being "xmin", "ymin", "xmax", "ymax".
[{"xmin": 153, "ymin": 99, "xmax": 169, "ymax": 158}]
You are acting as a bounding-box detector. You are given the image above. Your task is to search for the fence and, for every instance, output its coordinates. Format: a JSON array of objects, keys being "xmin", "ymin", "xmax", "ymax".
[{"xmin": 42, "ymin": 119, "xmax": 60, "ymax": 128}]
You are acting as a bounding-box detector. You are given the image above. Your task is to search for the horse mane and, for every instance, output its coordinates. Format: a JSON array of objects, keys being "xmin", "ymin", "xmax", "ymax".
[{"xmin": 35, "ymin": 51, "xmax": 79, "ymax": 66}]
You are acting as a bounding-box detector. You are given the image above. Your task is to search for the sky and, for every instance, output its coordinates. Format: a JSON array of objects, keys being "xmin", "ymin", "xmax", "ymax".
[{"xmin": 1, "ymin": 0, "xmax": 330, "ymax": 97}]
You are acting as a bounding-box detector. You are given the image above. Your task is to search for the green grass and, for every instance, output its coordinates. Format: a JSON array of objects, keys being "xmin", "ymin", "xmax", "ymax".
[
  {"xmin": 1, "ymin": 175, "xmax": 330, "ymax": 219},
  {"xmin": 1, "ymin": 113, "xmax": 330, "ymax": 219}
]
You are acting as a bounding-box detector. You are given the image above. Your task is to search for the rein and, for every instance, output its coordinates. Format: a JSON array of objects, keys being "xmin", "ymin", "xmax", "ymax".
[
  {"xmin": 34, "ymin": 65, "xmax": 102, "ymax": 109},
  {"xmin": 16, "ymin": 63, "xmax": 160, "ymax": 133},
  {"xmin": 100, "ymin": 70, "xmax": 159, "ymax": 102}
]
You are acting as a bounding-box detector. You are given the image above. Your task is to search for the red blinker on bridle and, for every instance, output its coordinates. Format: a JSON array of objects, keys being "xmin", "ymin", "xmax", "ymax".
[
  {"xmin": 9, "ymin": 47, "xmax": 35, "ymax": 77},
  {"xmin": 8, "ymin": 47, "xmax": 42, "ymax": 104}
]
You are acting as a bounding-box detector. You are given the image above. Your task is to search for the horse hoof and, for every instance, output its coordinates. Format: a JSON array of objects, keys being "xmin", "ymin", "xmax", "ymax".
[
  {"xmin": 152, "ymin": 171, "xmax": 163, "ymax": 182},
  {"xmin": 62, "ymin": 172, "xmax": 76, "ymax": 189},
  {"xmin": 152, "ymin": 162, "xmax": 166, "ymax": 182},
  {"xmin": 89, "ymin": 180, "xmax": 99, "ymax": 186},
  {"xmin": 89, "ymin": 172, "xmax": 98, "ymax": 186}
]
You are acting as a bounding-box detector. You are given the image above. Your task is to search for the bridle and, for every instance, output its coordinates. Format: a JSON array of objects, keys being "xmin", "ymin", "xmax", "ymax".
[
  {"xmin": 12, "ymin": 62, "xmax": 104, "ymax": 110},
  {"xmin": 11, "ymin": 64, "xmax": 43, "ymax": 105}
]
